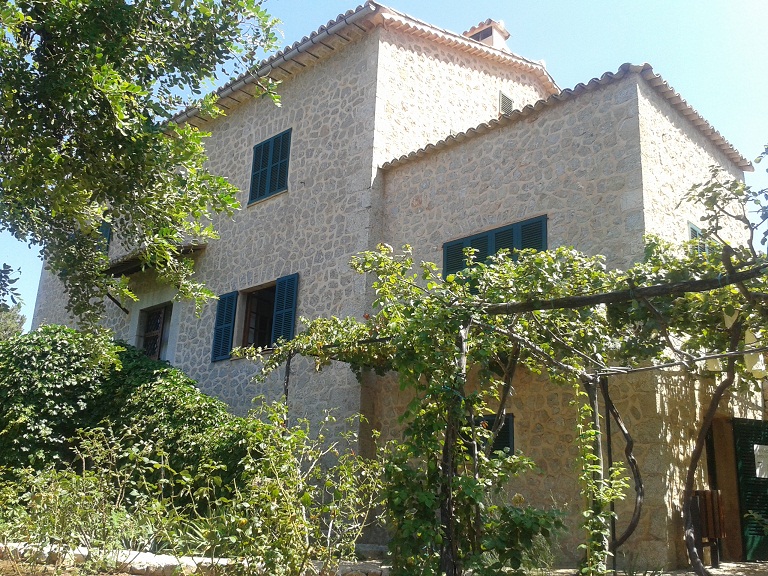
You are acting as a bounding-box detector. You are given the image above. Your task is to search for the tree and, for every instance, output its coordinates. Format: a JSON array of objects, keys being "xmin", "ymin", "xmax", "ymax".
[
  {"xmin": 253, "ymin": 170, "xmax": 768, "ymax": 576},
  {"xmin": 0, "ymin": 303, "xmax": 25, "ymax": 340},
  {"xmin": 0, "ymin": 263, "xmax": 20, "ymax": 312},
  {"xmin": 0, "ymin": 0, "xmax": 280, "ymax": 325}
]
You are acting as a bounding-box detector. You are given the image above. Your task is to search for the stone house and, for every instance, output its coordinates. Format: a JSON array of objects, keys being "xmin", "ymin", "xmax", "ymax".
[{"xmin": 33, "ymin": 1, "xmax": 766, "ymax": 568}]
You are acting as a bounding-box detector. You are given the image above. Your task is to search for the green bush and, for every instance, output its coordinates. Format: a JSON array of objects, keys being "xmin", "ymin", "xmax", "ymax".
[
  {"xmin": 0, "ymin": 326, "xmax": 384, "ymax": 576},
  {"xmin": 0, "ymin": 326, "xmax": 236, "ymax": 475},
  {"xmin": 0, "ymin": 407, "xmax": 383, "ymax": 576},
  {"xmin": 0, "ymin": 325, "xmax": 121, "ymax": 468},
  {"xmin": 96, "ymin": 344, "xmax": 236, "ymax": 480}
]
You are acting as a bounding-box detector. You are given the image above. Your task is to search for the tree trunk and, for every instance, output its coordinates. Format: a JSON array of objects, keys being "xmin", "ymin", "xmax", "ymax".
[
  {"xmin": 584, "ymin": 378, "xmax": 609, "ymax": 570},
  {"xmin": 683, "ymin": 324, "xmax": 741, "ymax": 576}
]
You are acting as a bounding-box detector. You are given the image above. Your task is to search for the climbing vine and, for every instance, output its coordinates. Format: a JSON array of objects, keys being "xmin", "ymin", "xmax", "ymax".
[{"xmin": 250, "ymin": 169, "xmax": 768, "ymax": 576}]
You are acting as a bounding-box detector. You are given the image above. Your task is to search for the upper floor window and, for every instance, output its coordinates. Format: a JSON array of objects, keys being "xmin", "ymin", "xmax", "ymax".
[
  {"xmin": 249, "ymin": 129, "xmax": 292, "ymax": 204},
  {"xmin": 442, "ymin": 215, "xmax": 547, "ymax": 277},
  {"xmin": 689, "ymin": 223, "xmax": 707, "ymax": 255}
]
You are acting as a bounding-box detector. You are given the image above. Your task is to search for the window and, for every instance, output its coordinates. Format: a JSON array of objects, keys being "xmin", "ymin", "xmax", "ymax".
[
  {"xmin": 243, "ymin": 286, "xmax": 276, "ymax": 349},
  {"xmin": 443, "ymin": 215, "xmax": 547, "ymax": 277},
  {"xmin": 481, "ymin": 414, "xmax": 514, "ymax": 454},
  {"xmin": 139, "ymin": 303, "xmax": 172, "ymax": 361},
  {"xmin": 98, "ymin": 221, "xmax": 112, "ymax": 250},
  {"xmin": 689, "ymin": 223, "xmax": 707, "ymax": 255},
  {"xmin": 499, "ymin": 91, "xmax": 514, "ymax": 116},
  {"xmin": 211, "ymin": 273, "xmax": 299, "ymax": 362},
  {"xmin": 249, "ymin": 129, "xmax": 292, "ymax": 203},
  {"xmin": 463, "ymin": 414, "xmax": 515, "ymax": 456},
  {"xmin": 469, "ymin": 27, "xmax": 492, "ymax": 42}
]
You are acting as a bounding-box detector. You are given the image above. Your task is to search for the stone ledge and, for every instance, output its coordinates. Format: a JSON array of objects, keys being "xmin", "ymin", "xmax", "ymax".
[{"xmin": 0, "ymin": 543, "xmax": 390, "ymax": 576}]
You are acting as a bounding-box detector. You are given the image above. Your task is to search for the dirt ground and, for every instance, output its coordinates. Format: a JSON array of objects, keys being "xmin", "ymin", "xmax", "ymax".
[
  {"xmin": 0, "ymin": 560, "xmax": 132, "ymax": 576},
  {"xmin": 2, "ymin": 559, "xmax": 767, "ymax": 576}
]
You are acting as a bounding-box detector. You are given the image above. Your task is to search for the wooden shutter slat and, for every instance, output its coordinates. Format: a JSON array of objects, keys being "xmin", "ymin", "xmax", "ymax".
[
  {"xmin": 520, "ymin": 217, "xmax": 546, "ymax": 250},
  {"xmin": 212, "ymin": 291, "xmax": 238, "ymax": 361},
  {"xmin": 444, "ymin": 241, "xmax": 467, "ymax": 277},
  {"xmin": 271, "ymin": 273, "xmax": 299, "ymax": 344},
  {"xmin": 470, "ymin": 235, "xmax": 490, "ymax": 263},
  {"xmin": 493, "ymin": 226, "xmax": 515, "ymax": 255}
]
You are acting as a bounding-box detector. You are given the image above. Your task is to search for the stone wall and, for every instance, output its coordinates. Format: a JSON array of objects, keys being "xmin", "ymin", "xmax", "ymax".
[
  {"xmin": 369, "ymin": 360, "xmax": 763, "ymax": 568},
  {"xmin": 375, "ymin": 71, "xmax": 757, "ymax": 567},
  {"xmin": 33, "ymin": 21, "xmax": 558, "ymax": 430},
  {"xmin": 146, "ymin": 31, "xmax": 382, "ymax": 425},
  {"xmin": 380, "ymin": 74, "xmax": 646, "ymax": 271},
  {"xmin": 637, "ymin": 79, "xmax": 745, "ymax": 245},
  {"xmin": 372, "ymin": 25, "xmax": 553, "ymax": 168}
]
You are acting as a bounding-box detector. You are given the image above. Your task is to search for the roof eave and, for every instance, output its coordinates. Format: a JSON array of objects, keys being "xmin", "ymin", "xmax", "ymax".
[
  {"xmin": 172, "ymin": 1, "xmax": 559, "ymax": 125},
  {"xmin": 382, "ymin": 63, "xmax": 752, "ymax": 174}
]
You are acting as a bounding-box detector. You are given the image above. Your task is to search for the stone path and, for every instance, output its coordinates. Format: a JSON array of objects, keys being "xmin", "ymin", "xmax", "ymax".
[{"xmin": 544, "ymin": 562, "xmax": 768, "ymax": 575}]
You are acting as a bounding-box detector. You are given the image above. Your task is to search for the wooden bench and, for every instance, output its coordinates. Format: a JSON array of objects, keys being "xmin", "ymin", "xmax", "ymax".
[{"xmin": 692, "ymin": 489, "xmax": 726, "ymax": 568}]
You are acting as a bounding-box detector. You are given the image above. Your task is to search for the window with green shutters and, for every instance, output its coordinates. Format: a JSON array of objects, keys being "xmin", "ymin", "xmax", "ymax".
[
  {"xmin": 211, "ymin": 274, "xmax": 299, "ymax": 362},
  {"xmin": 249, "ymin": 129, "xmax": 292, "ymax": 204},
  {"xmin": 211, "ymin": 291, "xmax": 238, "ymax": 361},
  {"xmin": 443, "ymin": 215, "xmax": 547, "ymax": 277},
  {"xmin": 463, "ymin": 414, "xmax": 515, "ymax": 457},
  {"xmin": 689, "ymin": 223, "xmax": 707, "ymax": 255}
]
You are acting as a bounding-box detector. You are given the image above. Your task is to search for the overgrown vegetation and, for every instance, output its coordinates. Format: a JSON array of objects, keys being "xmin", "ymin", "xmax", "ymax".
[
  {"xmin": 252, "ymin": 169, "xmax": 768, "ymax": 576},
  {"xmin": 0, "ymin": 326, "xmax": 382, "ymax": 576},
  {"xmin": 4, "ymin": 165, "xmax": 768, "ymax": 576}
]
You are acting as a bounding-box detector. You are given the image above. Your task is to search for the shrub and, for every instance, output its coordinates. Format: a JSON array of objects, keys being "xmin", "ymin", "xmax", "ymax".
[
  {"xmin": 0, "ymin": 325, "xmax": 384, "ymax": 576},
  {"xmin": 0, "ymin": 325, "xmax": 120, "ymax": 469},
  {"xmin": 0, "ymin": 326, "xmax": 234, "ymax": 475}
]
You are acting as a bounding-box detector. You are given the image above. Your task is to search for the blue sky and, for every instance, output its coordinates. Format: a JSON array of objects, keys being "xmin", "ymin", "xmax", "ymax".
[{"xmin": 3, "ymin": 0, "xmax": 767, "ymax": 330}]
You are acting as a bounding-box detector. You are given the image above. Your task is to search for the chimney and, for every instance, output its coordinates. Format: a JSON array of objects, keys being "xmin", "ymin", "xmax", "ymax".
[{"xmin": 463, "ymin": 19, "xmax": 511, "ymax": 52}]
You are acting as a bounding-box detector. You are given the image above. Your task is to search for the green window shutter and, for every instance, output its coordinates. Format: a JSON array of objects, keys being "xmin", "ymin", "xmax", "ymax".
[
  {"xmin": 444, "ymin": 240, "xmax": 467, "ymax": 277},
  {"xmin": 270, "ymin": 130, "xmax": 291, "ymax": 194},
  {"xmin": 249, "ymin": 141, "xmax": 270, "ymax": 202},
  {"xmin": 492, "ymin": 225, "xmax": 516, "ymax": 255},
  {"xmin": 689, "ymin": 223, "xmax": 707, "ymax": 255},
  {"xmin": 469, "ymin": 234, "xmax": 490, "ymax": 263},
  {"xmin": 271, "ymin": 273, "xmax": 299, "ymax": 344},
  {"xmin": 98, "ymin": 221, "xmax": 112, "ymax": 251},
  {"xmin": 249, "ymin": 129, "xmax": 291, "ymax": 204},
  {"xmin": 443, "ymin": 216, "xmax": 547, "ymax": 277},
  {"xmin": 211, "ymin": 291, "xmax": 238, "ymax": 362},
  {"xmin": 520, "ymin": 216, "xmax": 547, "ymax": 251}
]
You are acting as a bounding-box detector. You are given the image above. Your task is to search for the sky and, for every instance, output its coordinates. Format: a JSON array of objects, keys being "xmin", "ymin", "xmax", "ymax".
[{"xmin": 3, "ymin": 0, "xmax": 767, "ymax": 331}]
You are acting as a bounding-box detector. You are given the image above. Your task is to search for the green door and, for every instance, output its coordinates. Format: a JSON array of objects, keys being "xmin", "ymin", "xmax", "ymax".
[{"xmin": 733, "ymin": 418, "xmax": 768, "ymax": 561}]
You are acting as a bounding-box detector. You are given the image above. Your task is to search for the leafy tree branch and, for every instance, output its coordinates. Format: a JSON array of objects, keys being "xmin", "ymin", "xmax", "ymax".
[{"xmin": 0, "ymin": 0, "xmax": 280, "ymax": 325}]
